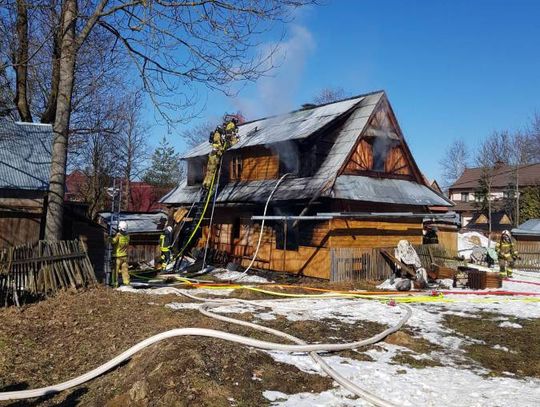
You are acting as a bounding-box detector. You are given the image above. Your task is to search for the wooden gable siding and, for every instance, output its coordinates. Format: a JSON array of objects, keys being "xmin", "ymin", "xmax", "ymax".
[
  {"xmin": 228, "ymin": 147, "xmax": 279, "ymax": 182},
  {"xmin": 343, "ymin": 100, "xmax": 414, "ymax": 177}
]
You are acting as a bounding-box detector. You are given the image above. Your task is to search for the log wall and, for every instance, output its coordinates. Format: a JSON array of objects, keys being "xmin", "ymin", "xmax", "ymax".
[{"xmin": 198, "ymin": 212, "xmax": 425, "ymax": 280}]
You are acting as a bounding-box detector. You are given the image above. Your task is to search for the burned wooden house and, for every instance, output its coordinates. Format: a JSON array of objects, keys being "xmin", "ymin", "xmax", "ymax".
[{"xmin": 162, "ymin": 91, "xmax": 452, "ymax": 279}]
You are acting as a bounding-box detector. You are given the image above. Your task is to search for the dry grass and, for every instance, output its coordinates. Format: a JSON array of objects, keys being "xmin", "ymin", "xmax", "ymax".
[{"xmin": 443, "ymin": 313, "xmax": 540, "ymax": 378}]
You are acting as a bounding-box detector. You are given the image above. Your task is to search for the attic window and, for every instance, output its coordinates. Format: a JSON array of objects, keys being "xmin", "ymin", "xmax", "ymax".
[
  {"xmin": 230, "ymin": 155, "xmax": 242, "ymax": 180},
  {"xmin": 372, "ymin": 138, "xmax": 390, "ymax": 172}
]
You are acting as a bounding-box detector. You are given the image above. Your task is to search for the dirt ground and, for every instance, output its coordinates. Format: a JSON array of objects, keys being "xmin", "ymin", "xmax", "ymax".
[
  {"xmin": 0, "ymin": 287, "xmax": 369, "ymax": 407},
  {"xmin": 0, "ymin": 284, "xmax": 538, "ymax": 406}
]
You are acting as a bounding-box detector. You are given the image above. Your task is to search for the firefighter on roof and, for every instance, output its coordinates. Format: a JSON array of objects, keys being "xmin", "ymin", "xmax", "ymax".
[
  {"xmin": 202, "ymin": 115, "xmax": 240, "ymax": 189},
  {"xmin": 496, "ymin": 230, "xmax": 518, "ymax": 277}
]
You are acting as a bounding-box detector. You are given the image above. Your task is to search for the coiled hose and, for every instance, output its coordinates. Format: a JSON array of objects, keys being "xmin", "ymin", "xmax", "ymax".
[{"xmin": 0, "ymin": 287, "xmax": 411, "ymax": 406}]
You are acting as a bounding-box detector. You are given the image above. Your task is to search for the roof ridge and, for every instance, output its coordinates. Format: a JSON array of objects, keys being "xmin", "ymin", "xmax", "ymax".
[{"xmin": 238, "ymin": 89, "xmax": 385, "ymax": 127}]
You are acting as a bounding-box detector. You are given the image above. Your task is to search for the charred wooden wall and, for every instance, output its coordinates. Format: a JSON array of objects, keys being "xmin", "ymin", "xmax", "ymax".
[{"xmin": 196, "ymin": 206, "xmax": 424, "ymax": 280}]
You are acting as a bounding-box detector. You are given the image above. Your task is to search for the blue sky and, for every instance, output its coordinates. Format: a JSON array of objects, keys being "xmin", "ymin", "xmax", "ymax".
[{"xmin": 151, "ymin": 0, "xmax": 540, "ymax": 182}]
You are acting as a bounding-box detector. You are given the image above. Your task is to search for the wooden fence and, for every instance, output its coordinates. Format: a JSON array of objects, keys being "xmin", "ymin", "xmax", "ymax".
[
  {"xmin": 330, "ymin": 244, "xmax": 466, "ymax": 283},
  {"xmin": 330, "ymin": 247, "xmax": 395, "ymax": 282},
  {"xmin": 0, "ymin": 240, "xmax": 96, "ymax": 307},
  {"xmin": 515, "ymin": 241, "xmax": 540, "ymax": 270},
  {"xmin": 412, "ymin": 244, "xmax": 467, "ymax": 270}
]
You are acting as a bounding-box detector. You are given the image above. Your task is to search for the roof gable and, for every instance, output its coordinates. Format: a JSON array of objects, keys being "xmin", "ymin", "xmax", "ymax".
[{"xmin": 0, "ymin": 120, "xmax": 53, "ymax": 191}]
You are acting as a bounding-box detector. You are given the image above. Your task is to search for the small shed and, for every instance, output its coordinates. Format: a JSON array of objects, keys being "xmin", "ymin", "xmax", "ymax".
[
  {"xmin": 0, "ymin": 120, "xmax": 53, "ymax": 247},
  {"xmin": 98, "ymin": 211, "xmax": 168, "ymax": 264},
  {"xmin": 511, "ymin": 219, "xmax": 540, "ymax": 270}
]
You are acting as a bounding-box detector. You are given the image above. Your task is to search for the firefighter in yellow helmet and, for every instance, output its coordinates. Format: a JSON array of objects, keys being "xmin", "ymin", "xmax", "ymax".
[
  {"xmin": 496, "ymin": 230, "xmax": 518, "ymax": 277},
  {"xmin": 111, "ymin": 220, "xmax": 130, "ymax": 286},
  {"xmin": 202, "ymin": 116, "xmax": 239, "ymax": 189},
  {"xmin": 159, "ymin": 225, "xmax": 173, "ymax": 269}
]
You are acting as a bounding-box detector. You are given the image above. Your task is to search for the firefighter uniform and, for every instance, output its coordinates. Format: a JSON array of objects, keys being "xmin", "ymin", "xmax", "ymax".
[
  {"xmin": 202, "ymin": 118, "xmax": 239, "ymax": 189},
  {"xmin": 496, "ymin": 232, "xmax": 518, "ymax": 277},
  {"xmin": 160, "ymin": 226, "xmax": 173, "ymax": 267},
  {"xmin": 111, "ymin": 231, "xmax": 130, "ymax": 286}
]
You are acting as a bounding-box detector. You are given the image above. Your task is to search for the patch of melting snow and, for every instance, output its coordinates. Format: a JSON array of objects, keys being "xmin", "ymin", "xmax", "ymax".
[
  {"xmin": 492, "ymin": 344, "xmax": 516, "ymax": 353},
  {"xmin": 210, "ymin": 269, "xmax": 272, "ymax": 283},
  {"xmin": 499, "ymin": 321, "xmax": 523, "ymax": 328},
  {"xmin": 166, "ymin": 302, "xmax": 201, "ymax": 310},
  {"xmin": 117, "ymin": 285, "xmax": 234, "ymax": 297},
  {"xmin": 264, "ymin": 344, "xmax": 540, "ymax": 406}
]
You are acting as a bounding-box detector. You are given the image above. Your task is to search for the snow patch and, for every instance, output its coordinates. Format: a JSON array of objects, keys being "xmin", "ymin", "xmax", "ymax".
[
  {"xmin": 211, "ymin": 269, "xmax": 271, "ymax": 283},
  {"xmin": 499, "ymin": 321, "xmax": 523, "ymax": 329}
]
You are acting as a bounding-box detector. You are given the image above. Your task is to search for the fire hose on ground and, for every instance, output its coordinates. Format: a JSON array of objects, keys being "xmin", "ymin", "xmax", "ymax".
[{"xmin": 0, "ymin": 286, "xmax": 412, "ymax": 407}]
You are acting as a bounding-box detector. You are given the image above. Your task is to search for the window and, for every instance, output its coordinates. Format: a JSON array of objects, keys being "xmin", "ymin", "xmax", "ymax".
[
  {"xmin": 461, "ymin": 192, "xmax": 469, "ymax": 202},
  {"xmin": 232, "ymin": 217, "xmax": 241, "ymax": 240},
  {"xmin": 230, "ymin": 155, "xmax": 243, "ymax": 180},
  {"xmin": 275, "ymin": 221, "xmax": 299, "ymax": 251}
]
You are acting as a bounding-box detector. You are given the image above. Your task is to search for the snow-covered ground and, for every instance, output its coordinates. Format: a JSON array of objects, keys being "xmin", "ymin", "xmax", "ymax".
[
  {"xmin": 206, "ymin": 273, "xmax": 540, "ymax": 406},
  {"xmin": 122, "ymin": 271, "xmax": 540, "ymax": 406}
]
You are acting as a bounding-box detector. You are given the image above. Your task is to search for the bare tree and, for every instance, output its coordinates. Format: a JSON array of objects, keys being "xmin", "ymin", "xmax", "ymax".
[
  {"xmin": 439, "ymin": 139, "xmax": 470, "ymax": 189},
  {"xmin": 528, "ymin": 112, "xmax": 540, "ymax": 162},
  {"xmin": 113, "ymin": 92, "xmax": 149, "ymax": 210},
  {"xmin": 182, "ymin": 120, "xmax": 215, "ymax": 149},
  {"xmin": 0, "ymin": 0, "xmax": 316, "ymax": 240},
  {"xmin": 312, "ymin": 87, "xmax": 347, "ymax": 105}
]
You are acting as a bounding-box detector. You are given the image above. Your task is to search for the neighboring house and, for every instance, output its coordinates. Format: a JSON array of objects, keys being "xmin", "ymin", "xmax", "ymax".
[
  {"xmin": 66, "ymin": 171, "xmax": 170, "ymax": 213},
  {"xmin": 0, "ymin": 120, "xmax": 53, "ymax": 247},
  {"xmin": 448, "ymin": 163, "xmax": 540, "ymax": 227},
  {"xmin": 162, "ymin": 90, "xmax": 453, "ymax": 279}
]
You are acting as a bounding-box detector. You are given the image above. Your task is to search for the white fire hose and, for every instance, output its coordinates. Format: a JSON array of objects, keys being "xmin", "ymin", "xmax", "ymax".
[{"xmin": 0, "ymin": 286, "xmax": 410, "ymax": 406}]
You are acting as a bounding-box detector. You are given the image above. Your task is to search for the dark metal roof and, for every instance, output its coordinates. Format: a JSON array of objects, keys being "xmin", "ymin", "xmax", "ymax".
[
  {"xmin": 512, "ymin": 219, "xmax": 540, "ymax": 236},
  {"xmin": 182, "ymin": 91, "xmax": 383, "ymax": 159},
  {"xmin": 0, "ymin": 120, "xmax": 53, "ymax": 191},
  {"xmin": 163, "ymin": 91, "xmax": 452, "ymax": 208},
  {"xmin": 332, "ymin": 175, "xmax": 453, "ymax": 206},
  {"xmin": 99, "ymin": 212, "xmax": 168, "ymax": 234}
]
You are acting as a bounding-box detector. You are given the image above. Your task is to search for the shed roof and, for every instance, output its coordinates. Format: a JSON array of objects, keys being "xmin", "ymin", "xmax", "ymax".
[
  {"xmin": 512, "ymin": 219, "xmax": 540, "ymax": 236},
  {"xmin": 0, "ymin": 120, "xmax": 53, "ymax": 191},
  {"xmin": 99, "ymin": 212, "xmax": 168, "ymax": 234}
]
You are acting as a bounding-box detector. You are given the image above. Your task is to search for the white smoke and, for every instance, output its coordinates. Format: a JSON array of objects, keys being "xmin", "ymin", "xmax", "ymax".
[{"xmin": 233, "ymin": 24, "xmax": 316, "ymax": 118}]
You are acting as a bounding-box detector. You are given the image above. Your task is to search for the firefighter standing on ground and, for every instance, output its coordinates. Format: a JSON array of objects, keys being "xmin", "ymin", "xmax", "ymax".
[
  {"xmin": 111, "ymin": 221, "xmax": 130, "ymax": 286},
  {"xmin": 202, "ymin": 116, "xmax": 240, "ymax": 189},
  {"xmin": 160, "ymin": 225, "xmax": 173, "ymax": 269},
  {"xmin": 496, "ymin": 230, "xmax": 518, "ymax": 277}
]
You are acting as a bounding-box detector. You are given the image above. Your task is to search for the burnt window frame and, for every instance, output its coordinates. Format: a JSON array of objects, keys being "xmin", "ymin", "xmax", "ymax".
[
  {"xmin": 230, "ymin": 154, "xmax": 243, "ymax": 181},
  {"xmin": 274, "ymin": 220, "xmax": 299, "ymax": 251}
]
